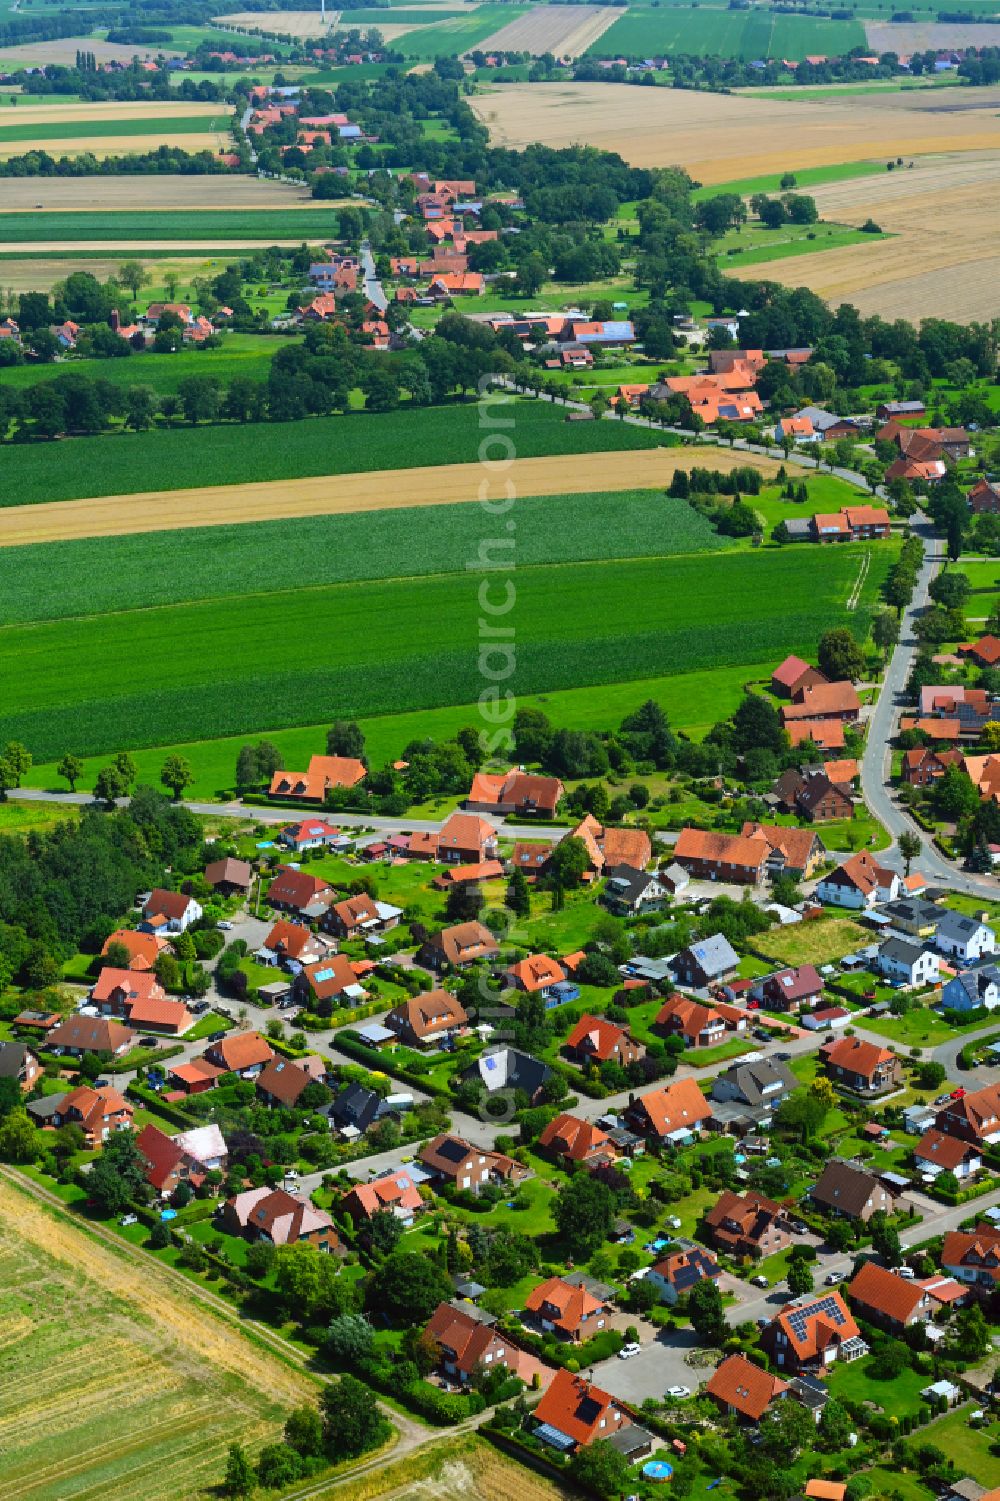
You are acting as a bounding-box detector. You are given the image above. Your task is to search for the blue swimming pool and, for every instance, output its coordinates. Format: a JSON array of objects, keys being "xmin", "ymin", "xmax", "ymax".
[{"xmin": 643, "ymin": 1459, "xmax": 674, "ymax": 1481}]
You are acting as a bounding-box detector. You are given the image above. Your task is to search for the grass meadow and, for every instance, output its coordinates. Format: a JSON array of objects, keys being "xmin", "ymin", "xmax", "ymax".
[
  {"xmin": 0, "ymin": 116, "xmax": 225, "ymax": 143},
  {"xmin": 0, "ymin": 209, "xmax": 338, "ymax": 242},
  {"xmin": 587, "ymin": 5, "xmax": 866, "ymax": 59},
  {"xmin": 0, "ymin": 398, "xmax": 666, "ymax": 505},
  {"xmin": 0, "ymin": 542, "xmax": 892, "ymax": 760},
  {"xmin": 0, "ymin": 333, "xmax": 279, "ymax": 397}
]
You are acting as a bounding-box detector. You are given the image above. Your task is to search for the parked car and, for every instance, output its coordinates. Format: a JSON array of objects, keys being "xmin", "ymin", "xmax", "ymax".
[
  {"xmin": 824, "ymin": 1271, "xmax": 843, "ymax": 1286},
  {"xmin": 898, "ymin": 1266, "xmax": 915, "ymax": 1280},
  {"xmin": 94, "ymin": 1078, "xmax": 110, "ymax": 1088},
  {"xmin": 119, "ymin": 1214, "xmax": 138, "ymax": 1227},
  {"xmin": 618, "ymin": 1342, "xmax": 641, "ymax": 1360},
  {"xmin": 218, "ymin": 920, "xmax": 234, "ymax": 931},
  {"xmin": 750, "ymin": 1275, "xmax": 769, "ymax": 1288},
  {"xmin": 665, "ymin": 1386, "xmax": 691, "ymax": 1399},
  {"xmin": 207, "ymin": 1029, "xmax": 228, "ymax": 1043},
  {"xmin": 752, "ymin": 1028, "xmax": 771, "ymax": 1042},
  {"xmin": 950, "ymin": 1087, "xmax": 966, "ymax": 1100},
  {"xmin": 191, "ymin": 1001, "xmax": 210, "ymax": 1016}
]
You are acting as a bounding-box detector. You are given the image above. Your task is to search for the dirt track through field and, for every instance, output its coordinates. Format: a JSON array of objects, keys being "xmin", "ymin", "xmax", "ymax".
[
  {"xmin": 0, "ymin": 446, "xmax": 793, "ymax": 546},
  {"xmin": 473, "ymin": 5, "xmax": 620, "ymax": 58},
  {"xmin": 729, "ymin": 149, "xmax": 1000, "ymax": 322},
  {"xmin": 471, "ymin": 81, "xmax": 1000, "ymax": 177}
]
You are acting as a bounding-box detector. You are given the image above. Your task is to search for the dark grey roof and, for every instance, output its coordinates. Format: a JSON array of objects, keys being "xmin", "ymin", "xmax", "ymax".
[
  {"xmin": 713, "ymin": 1057, "xmax": 798, "ymax": 1106},
  {"xmin": 606, "ymin": 1423, "xmax": 655, "ymax": 1457},
  {"xmin": 679, "ymin": 933, "xmax": 739, "ymax": 979},
  {"xmin": 330, "ymin": 1082, "xmax": 381, "ymax": 1129},
  {"xmin": 811, "ymin": 1159, "xmax": 885, "ymax": 1216},
  {"xmin": 466, "ymin": 1047, "xmax": 551, "ymax": 1097},
  {"xmin": 948, "ymin": 965, "xmax": 1000, "ymax": 1003},
  {"xmin": 26, "ymin": 1093, "xmax": 64, "ymax": 1121},
  {"xmin": 882, "ymin": 898, "xmax": 941, "ymax": 928},
  {"xmin": 936, "ymin": 909, "xmax": 993, "ymax": 941},
  {"xmin": 879, "ymin": 936, "xmax": 929, "ymax": 966},
  {"xmin": 0, "ymin": 1042, "xmax": 30, "ymax": 1078}
]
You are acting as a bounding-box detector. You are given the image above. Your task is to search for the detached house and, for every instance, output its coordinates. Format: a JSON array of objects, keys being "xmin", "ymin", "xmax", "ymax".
[
  {"xmin": 505, "ymin": 954, "xmax": 567, "ymax": 999},
  {"xmin": 704, "ymin": 1189, "xmax": 794, "ymax": 1259},
  {"xmin": 673, "ymin": 934, "xmax": 740, "ymax": 989},
  {"xmin": 914, "ymin": 1128, "xmax": 982, "ymax": 1181},
  {"xmin": 433, "ymin": 812, "xmax": 499, "ymax": 865},
  {"xmin": 419, "ymin": 1132, "xmax": 522, "ymax": 1192},
  {"xmin": 141, "ymin": 888, "xmax": 202, "ymax": 934},
  {"xmin": 325, "ymin": 891, "xmax": 401, "ymax": 940},
  {"xmin": 564, "ymin": 1013, "xmax": 644, "ymax": 1069},
  {"xmin": 820, "ymin": 1036, "xmax": 902, "ymax": 1096},
  {"xmin": 341, "ymin": 1171, "xmax": 424, "ymax": 1226},
  {"xmin": 934, "ymin": 910, "xmax": 997, "ymax": 964},
  {"xmin": 711, "ymin": 1057, "xmax": 798, "ymax": 1116},
  {"xmin": 941, "ymin": 1224, "xmax": 1000, "ymax": 1296},
  {"xmin": 301, "ymin": 954, "xmax": 364, "ymax": 1007},
  {"xmin": 52, "ymin": 1085, "xmax": 133, "ymax": 1146},
  {"xmin": 538, "ymin": 1112, "xmax": 614, "ymax": 1168},
  {"xmin": 256, "ymin": 1057, "xmax": 317, "ymax": 1109},
  {"xmin": 602, "ymin": 867, "xmax": 666, "ymax": 917},
  {"xmin": 847, "ymin": 1261, "xmax": 935, "ymax": 1331},
  {"xmin": 815, "ymin": 849, "xmax": 900, "ymax": 909},
  {"xmin": 707, "ymin": 1354, "xmax": 789, "ymax": 1422},
  {"xmin": 47, "ymin": 1015, "xmax": 134, "ymax": 1059},
  {"xmin": 204, "ymin": 857, "xmax": 253, "ymax": 895},
  {"xmin": 750, "ymin": 964, "xmax": 824, "ymax": 1014},
  {"xmin": 417, "ymin": 920, "xmax": 499, "ymax": 972},
  {"xmin": 0, "ymin": 1041, "xmax": 40, "ymax": 1092},
  {"xmin": 385, "ymin": 989, "xmax": 468, "ymax": 1048},
  {"xmin": 221, "ymin": 1186, "xmax": 337, "ymax": 1250},
  {"xmin": 465, "ymin": 769, "xmax": 564, "ymax": 817},
  {"xmin": 525, "ymin": 1274, "xmax": 610, "ymax": 1342},
  {"xmin": 100, "ymin": 929, "xmax": 168, "ymax": 972},
  {"xmin": 257, "ymin": 919, "xmax": 333, "ymax": 970},
  {"xmin": 424, "ymin": 1301, "xmax": 537, "ymax": 1387},
  {"xmin": 570, "ymin": 813, "xmax": 651, "ymax": 875},
  {"xmin": 266, "ymin": 867, "xmax": 334, "ymax": 916},
  {"xmin": 278, "ymin": 819, "xmax": 345, "ymax": 853},
  {"xmin": 875, "ymin": 938, "xmax": 940, "ymax": 988},
  {"xmin": 204, "ymin": 1031, "xmax": 274, "ymax": 1078},
  {"xmin": 771, "ymin": 655, "xmax": 827, "ymax": 700},
  {"xmin": 269, "ymin": 755, "xmax": 366, "ymax": 803},
  {"xmin": 646, "ymin": 1246, "xmax": 721, "ymax": 1305},
  {"xmin": 654, "ymin": 994, "xmax": 730, "ymax": 1050},
  {"xmin": 759, "ymin": 1291, "xmax": 867, "ymax": 1373},
  {"xmin": 624, "ymin": 1077, "xmax": 713, "ymax": 1143},
  {"xmin": 531, "ymin": 1368, "xmax": 638, "ymax": 1454},
  {"xmin": 942, "ymin": 964, "xmax": 1000, "ymax": 1014},
  {"xmin": 810, "ymin": 1159, "xmax": 901, "ymax": 1221},
  {"xmin": 934, "ymin": 1082, "xmax": 1000, "ymax": 1146}
]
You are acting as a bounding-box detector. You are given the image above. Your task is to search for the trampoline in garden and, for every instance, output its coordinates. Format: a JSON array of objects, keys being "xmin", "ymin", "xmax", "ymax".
[{"xmin": 642, "ymin": 1460, "xmax": 674, "ymax": 1482}]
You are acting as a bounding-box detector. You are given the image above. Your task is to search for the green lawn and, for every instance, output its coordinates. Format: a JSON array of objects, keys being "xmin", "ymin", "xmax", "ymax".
[
  {"xmin": 0, "ymin": 114, "xmax": 231, "ymax": 143},
  {"xmin": 715, "ymin": 221, "xmax": 887, "ymax": 269},
  {"xmin": 693, "ymin": 159, "xmax": 890, "ymax": 202},
  {"xmin": 1, "ymin": 542, "xmax": 892, "ymax": 761},
  {"xmin": 752, "ymin": 916, "xmax": 872, "ymax": 968},
  {"xmin": 858, "ymin": 1004, "xmax": 964, "ymax": 1049},
  {"xmin": 921, "ymin": 1406, "xmax": 1000, "ymax": 1486},
  {"xmin": 1, "ymin": 334, "xmax": 282, "ymax": 399},
  {"xmin": 1, "ymin": 397, "xmax": 664, "ymax": 508}
]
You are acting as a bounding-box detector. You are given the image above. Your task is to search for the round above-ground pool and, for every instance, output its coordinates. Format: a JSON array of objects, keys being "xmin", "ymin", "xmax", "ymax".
[{"xmin": 642, "ymin": 1460, "xmax": 674, "ymax": 1482}]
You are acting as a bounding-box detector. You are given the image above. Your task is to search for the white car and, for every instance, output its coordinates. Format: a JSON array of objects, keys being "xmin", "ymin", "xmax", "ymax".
[
  {"xmin": 218, "ymin": 920, "xmax": 234, "ymax": 931},
  {"xmin": 665, "ymin": 1385, "xmax": 691, "ymax": 1399},
  {"xmin": 824, "ymin": 1271, "xmax": 843, "ymax": 1286},
  {"xmin": 617, "ymin": 1342, "xmax": 642, "ymax": 1360}
]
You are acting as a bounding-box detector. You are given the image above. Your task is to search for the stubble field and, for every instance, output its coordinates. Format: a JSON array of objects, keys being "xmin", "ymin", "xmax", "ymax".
[
  {"xmin": 474, "ymin": 5, "xmax": 621, "ymax": 58},
  {"xmin": 470, "ymin": 81, "xmax": 1000, "ymax": 178},
  {"xmin": 215, "ymin": 9, "xmax": 339, "ymax": 37},
  {"xmin": 728, "ymin": 150, "xmax": 1000, "ymax": 322},
  {"xmin": 0, "ymin": 1174, "xmax": 312, "ymax": 1501},
  {"xmin": 0, "ymin": 173, "xmax": 322, "ymax": 211},
  {"xmin": 0, "ymin": 37, "xmax": 184, "ymax": 66}
]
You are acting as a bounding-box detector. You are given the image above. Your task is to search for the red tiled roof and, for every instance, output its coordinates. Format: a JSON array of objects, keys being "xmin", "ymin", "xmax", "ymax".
[
  {"xmin": 847, "ymin": 1260, "xmax": 928, "ymax": 1324},
  {"xmin": 532, "ymin": 1366, "xmax": 628, "ymax": 1446},
  {"xmin": 706, "ymin": 1353, "xmax": 788, "ymax": 1420},
  {"xmin": 538, "ymin": 1112, "xmax": 611, "ymax": 1162},
  {"xmin": 629, "ymin": 1077, "xmax": 712, "ymax": 1136}
]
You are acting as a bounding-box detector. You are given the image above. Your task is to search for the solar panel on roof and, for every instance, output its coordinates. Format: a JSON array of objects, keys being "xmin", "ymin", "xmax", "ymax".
[
  {"xmin": 314, "ymin": 968, "xmax": 334, "ymax": 982},
  {"xmin": 484, "ymin": 1057, "xmax": 497, "ymax": 1071}
]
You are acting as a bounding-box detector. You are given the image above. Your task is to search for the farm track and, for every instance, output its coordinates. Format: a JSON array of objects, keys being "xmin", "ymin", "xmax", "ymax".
[
  {"xmin": 0, "ymin": 446, "xmax": 795, "ymax": 547},
  {"xmin": 846, "ymin": 548, "xmax": 870, "ymax": 610}
]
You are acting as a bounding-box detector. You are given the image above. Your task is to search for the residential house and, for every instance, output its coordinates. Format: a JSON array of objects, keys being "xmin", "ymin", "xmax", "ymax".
[
  {"xmin": 810, "ymin": 1159, "xmax": 901, "ymax": 1221},
  {"xmin": 959, "ymin": 634, "xmax": 1000, "ymax": 670},
  {"xmin": 385, "ymin": 989, "xmax": 468, "ymax": 1048},
  {"xmin": 847, "ymin": 1261, "xmax": 934, "ymax": 1330},
  {"xmin": 646, "ymin": 1246, "xmax": 721, "ymax": 1305},
  {"xmin": 968, "ymin": 477, "xmax": 1000, "ymax": 514},
  {"xmin": 537, "ymin": 1112, "xmax": 614, "ymax": 1168},
  {"xmin": 941, "ymin": 1224, "xmax": 1000, "ymax": 1296},
  {"xmin": 569, "ymin": 813, "xmax": 651, "ymax": 875},
  {"xmin": 820, "ymin": 1036, "xmax": 902, "ymax": 1096},
  {"xmin": 786, "ymin": 719, "xmax": 847, "ymax": 751},
  {"xmin": 269, "ymin": 755, "xmax": 366, "ymax": 803},
  {"xmin": 882, "ymin": 897, "xmax": 942, "ymax": 938},
  {"xmin": 433, "ymin": 859, "xmax": 505, "ymax": 892},
  {"xmin": 711, "ymin": 1057, "xmax": 798, "ymax": 1114},
  {"xmin": 46, "ymin": 1015, "xmax": 135, "ymax": 1058},
  {"xmin": 902, "ymin": 746, "xmax": 963, "ymax": 786},
  {"xmin": 509, "ymin": 841, "xmax": 554, "ymax": 881},
  {"xmin": 329, "ymin": 1081, "xmax": 386, "ymax": 1136},
  {"xmin": 934, "ymin": 1082, "xmax": 1000, "ymax": 1146},
  {"xmin": 673, "ymin": 934, "xmax": 740, "ymax": 989},
  {"xmin": 257, "ymin": 919, "xmax": 333, "ymax": 969},
  {"xmin": 531, "ymin": 1367, "xmax": 638, "ymax": 1454},
  {"xmin": 782, "ymin": 680, "xmax": 861, "ymax": 726},
  {"xmin": 750, "ymin": 964, "xmax": 824, "ymax": 1014},
  {"xmin": 300, "ymin": 954, "xmax": 364, "ymax": 1008},
  {"xmin": 341, "ymin": 1171, "xmax": 424, "ymax": 1226},
  {"xmin": 741, "ymin": 823, "xmax": 828, "ymax": 880},
  {"xmin": 433, "ymin": 812, "xmax": 499, "ymax": 865},
  {"xmin": 601, "ymin": 866, "xmax": 666, "ymax": 917},
  {"xmin": 771, "ymin": 655, "xmax": 827, "ymax": 699},
  {"xmin": 424, "ymin": 1301, "xmax": 538, "ymax": 1387},
  {"xmin": 204, "ymin": 857, "xmax": 253, "ymax": 895},
  {"xmin": 256, "ymin": 1057, "xmax": 317, "ymax": 1108},
  {"xmin": 141, "ymin": 888, "xmax": 202, "ymax": 934},
  {"xmin": 875, "ymin": 938, "xmax": 940, "ymax": 988},
  {"xmin": 759, "ymin": 1290, "xmax": 867, "ymax": 1372},
  {"xmin": 417, "ymin": 921, "xmax": 499, "ymax": 971},
  {"xmin": 505, "ymin": 954, "xmax": 567, "ymax": 998},
  {"xmin": 137, "ymin": 1122, "xmax": 226, "ymax": 1197},
  {"xmin": 525, "ymin": 1276, "xmax": 610, "ymax": 1343},
  {"xmin": 278, "ymin": 819, "xmax": 346, "ymax": 853},
  {"xmin": 167, "ymin": 1058, "xmax": 223, "ymax": 1095},
  {"xmin": 203, "ymin": 1031, "xmax": 274, "ymax": 1078},
  {"xmin": 465, "ymin": 769, "xmax": 564, "ymax": 817},
  {"xmin": 564, "ymin": 1013, "xmax": 644, "ymax": 1069},
  {"xmin": 942, "ymin": 964, "xmax": 1000, "ymax": 1014},
  {"xmin": 100, "ymin": 929, "xmax": 168, "ymax": 972},
  {"xmin": 935, "ymin": 910, "xmax": 997, "ymax": 964},
  {"xmin": 462, "ymin": 1047, "xmax": 552, "ymax": 1105},
  {"xmin": 624, "ymin": 1077, "xmax": 713, "ymax": 1143},
  {"xmin": 266, "ymin": 867, "xmax": 334, "ymax": 916},
  {"xmin": 914, "ymin": 1128, "xmax": 982, "ymax": 1181},
  {"xmin": 673, "ymin": 827, "xmax": 769, "ymax": 886},
  {"xmin": 704, "ymin": 1190, "xmax": 795, "ymax": 1259},
  {"xmin": 90, "ymin": 968, "xmax": 192, "ymax": 1035},
  {"xmin": 51, "ymin": 1085, "xmax": 133, "ymax": 1146},
  {"xmin": 772, "ymin": 768, "xmax": 853, "ymax": 823},
  {"xmin": 325, "ymin": 891, "xmax": 402, "ymax": 940},
  {"xmin": 815, "ymin": 849, "xmax": 900, "ymax": 909},
  {"xmin": 706, "ymin": 1354, "xmax": 789, "ymax": 1422},
  {"xmin": 221, "ymin": 1186, "xmax": 337, "ymax": 1250},
  {"xmin": 654, "ymin": 994, "xmax": 729, "ymax": 1050},
  {"xmin": 0, "ymin": 1041, "xmax": 40, "ymax": 1092},
  {"xmin": 418, "ymin": 1132, "xmax": 520, "ymax": 1192}
]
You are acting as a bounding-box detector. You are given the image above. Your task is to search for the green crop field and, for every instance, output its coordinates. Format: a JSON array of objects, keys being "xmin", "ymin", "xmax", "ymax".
[
  {"xmin": 589, "ymin": 6, "xmax": 866, "ymax": 60},
  {"xmin": 693, "ymin": 160, "xmax": 888, "ymax": 202},
  {"xmin": 0, "ymin": 210, "xmax": 337, "ymax": 243},
  {"xmin": 0, "ymin": 489, "xmax": 727, "ymax": 627},
  {"xmin": 0, "ymin": 542, "xmax": 891, "ymax": 760},
  {"xmin": 397, "ymin": 6, "xmax": 530, "ymax": 57},
  {"xmin": 0, "ymin": 398, "xmax": 666, "ymax": 506},
  {"xmin": 0, "ymin": 334, "xmax": 281, "ymax": 397},
  {"xmin": 716, "ymin": 221, "xmax": 886, "ymax": 267},
  {"xmin": 0, "ymin": 114, "xmax": 229, "ymax": 143}
]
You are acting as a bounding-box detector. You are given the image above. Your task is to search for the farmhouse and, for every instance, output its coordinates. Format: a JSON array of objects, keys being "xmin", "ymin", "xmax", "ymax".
[
  {"xmin": 569, "ymin": 813, "xmax": 651, "ymax": 874},
  {"xmin": 740, "ymin": 823, "xmax": 827, "ymax": 879},
  {"xmin": 781, "ymin": 680, "xmax": 861, "ymax": 726},
  {"xmin": 465, "ymin": 769, "xmax": 564, "ymax": 817},
  {"xmin": 673, "ymin": 827, "xmax": 768, "ymax": 885},
  {"xmin": 772, "ymin": 767, "xmax": 853, "ymax": 823},
  {"xmin": 771, "ymin": 655, "xmax": 827, "ymax": 699},
  {"xmin": 269, "ymin": 754, "xmax": 366, "ymax": 802}
]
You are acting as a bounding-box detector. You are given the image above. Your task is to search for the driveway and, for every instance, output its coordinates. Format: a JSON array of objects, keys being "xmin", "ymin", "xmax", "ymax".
[{"xmin": 592, "ymin": 1326, "xmax": 715, "ymax": 1404}]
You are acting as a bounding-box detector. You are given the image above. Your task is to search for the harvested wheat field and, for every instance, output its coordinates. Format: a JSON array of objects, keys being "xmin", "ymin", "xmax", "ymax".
[
  {"xmin": 349, "ymin": 1437, "xmax": 573, "ymax": 1501},
  {"xmin": 0, "ymin": 446, "xmax": 797, "ymax": 547},
  {"xmin": 0, "ymin": 174, "xmax": 320, "ymax": 212},
  {"xmin": 0, "ymin": 37, "xmax": 184, "ymax": 66},
  {"xmin": 0, "ymin": 100, "xmax": 224, "ymax": 127},
  {"xmin": 729, "ymin": 151, "xmax": 1000, "ymax": 322},
  {"xmin": 8, "ymin": 238, "xmax": 315, "ymax": 251},
  {"xmin": 216, "ymin": 9, "xmax": 339, "ymax": 37},
  {"xmin": 0, "ymin": 132, "xmax": 230, "ymax": 159},
  {"xmin": 473, "ymin": 5, "xmax": 620, "ymax": 58},
  {"xmin": 471, "ymin": 81, "xmax": 1000, "ymax": 178},
  {"xmin": 867, "ymin": 20, "xmax": 1000, "ymax": 52},
  {"xmin": 0, "ymin": 1174, "xmax": 313, "ymax": 1501}
]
